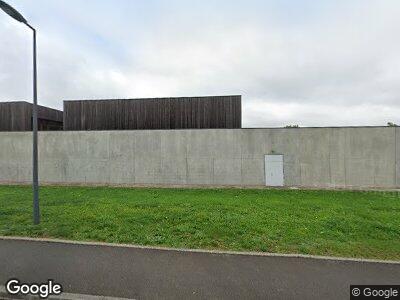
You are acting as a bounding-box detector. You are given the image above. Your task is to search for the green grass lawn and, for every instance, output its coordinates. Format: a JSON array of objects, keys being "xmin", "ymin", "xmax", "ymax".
[{"xmin": 0, "ymin": 185, "xmax": 399, "ymax": 260}]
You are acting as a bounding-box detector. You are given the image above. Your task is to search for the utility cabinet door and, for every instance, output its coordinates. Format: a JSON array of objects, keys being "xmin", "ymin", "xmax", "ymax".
[{"xmin": 265, "ymin": 155, "xmax": 284, "ymax": 186}]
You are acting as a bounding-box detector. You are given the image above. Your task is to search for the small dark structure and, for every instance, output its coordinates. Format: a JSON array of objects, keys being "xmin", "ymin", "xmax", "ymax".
[
  {"xmin": 0, "ymin": 101, "xmax": 63, "ymax": 131},
  {"xmin": 63, "ymin": 95, "xmax": 241, "ymax": 130}
]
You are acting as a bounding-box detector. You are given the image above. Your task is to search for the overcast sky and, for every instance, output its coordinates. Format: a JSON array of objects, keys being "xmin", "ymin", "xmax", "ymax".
[{"xmin": 1, "ymin": 0, "xmax": 399, "ymax": 127}]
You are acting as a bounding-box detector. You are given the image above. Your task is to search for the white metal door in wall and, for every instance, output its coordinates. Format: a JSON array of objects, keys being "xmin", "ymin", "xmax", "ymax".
[{"xmin": 265, "ymin": 154, "xmax": 284, "ymax": 186}]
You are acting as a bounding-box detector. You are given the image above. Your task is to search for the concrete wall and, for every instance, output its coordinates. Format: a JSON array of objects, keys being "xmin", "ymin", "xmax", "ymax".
[{"xmin": 0, "ymin": 127, "xmax": 398, "ymax": 188}]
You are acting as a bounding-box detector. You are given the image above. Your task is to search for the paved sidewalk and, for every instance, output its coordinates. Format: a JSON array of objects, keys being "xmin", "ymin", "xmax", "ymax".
[{"xmin": 0, "ymin": 237, "xmax": 399, "ymax": 299}]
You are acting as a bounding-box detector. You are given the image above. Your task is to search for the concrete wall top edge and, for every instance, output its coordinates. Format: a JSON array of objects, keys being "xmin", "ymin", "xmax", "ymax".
[
  {"xmin": 0, "ymin": 126, "xmax": 396, "ymax": 133},
  {"xmin": 243, "ymin": 126, "xmax": 397, "ymax": 129}
]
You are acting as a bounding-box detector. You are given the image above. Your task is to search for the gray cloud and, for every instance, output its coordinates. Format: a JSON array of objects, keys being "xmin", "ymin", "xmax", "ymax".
[{"xmin": 0, "ymin": 0, "xmax": 399, "ymax": 127}]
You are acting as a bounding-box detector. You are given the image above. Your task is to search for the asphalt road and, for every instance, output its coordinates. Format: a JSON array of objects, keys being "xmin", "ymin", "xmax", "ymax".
[{"xmin": 0, "ymin": 237, "xmax": 399, "ymax": 299}]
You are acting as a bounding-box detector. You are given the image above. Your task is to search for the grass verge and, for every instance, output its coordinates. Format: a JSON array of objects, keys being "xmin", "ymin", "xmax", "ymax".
[{"xmin": 0, "ymin": 185, "xmax": 399, "ymax": 260}]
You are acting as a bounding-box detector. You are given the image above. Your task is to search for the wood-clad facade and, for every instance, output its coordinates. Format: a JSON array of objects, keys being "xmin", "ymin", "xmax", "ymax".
[
  {"xmin": 63, "ymin": 95, "xmax": 241, "ymax": 130},
  {"xmin": 0, "ymin": 101, "xmax": 63, "ymax": 131}
]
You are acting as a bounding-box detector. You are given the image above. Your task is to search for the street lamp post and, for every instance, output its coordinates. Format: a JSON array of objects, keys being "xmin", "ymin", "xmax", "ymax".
[{"xmin": 0, "ymin": 0, "xmax": 40, "ymax": 224}]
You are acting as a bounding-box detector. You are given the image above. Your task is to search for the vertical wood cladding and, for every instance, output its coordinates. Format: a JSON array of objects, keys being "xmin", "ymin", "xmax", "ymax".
[
  {"xmin": 0, "ymin": 101, "xmax": 63, "ymax": 131},
  {"xmin": 63, "ymin": 95, "xmax": 241, "ymax": 130}
]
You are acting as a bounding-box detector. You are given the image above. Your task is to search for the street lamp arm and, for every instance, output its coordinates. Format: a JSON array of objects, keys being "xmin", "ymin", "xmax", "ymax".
[{"xmin": 26, "ymin": 23, "xmax": 36, "ymax": 32}]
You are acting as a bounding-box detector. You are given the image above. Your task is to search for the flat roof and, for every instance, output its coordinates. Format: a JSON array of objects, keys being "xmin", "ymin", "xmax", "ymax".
[{"xmin": 63, "ymin": 95, "xmax": 242, "ymax": 102}]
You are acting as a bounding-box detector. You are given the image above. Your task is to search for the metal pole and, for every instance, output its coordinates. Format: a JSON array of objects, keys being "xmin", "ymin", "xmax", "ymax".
[
  {"xmin": 28, "ymin": 24, "xmax": 40, "ymax": 225},
  {"xmin": 0, "ymin": 1, "xmax": 39, "ymax": 225}
]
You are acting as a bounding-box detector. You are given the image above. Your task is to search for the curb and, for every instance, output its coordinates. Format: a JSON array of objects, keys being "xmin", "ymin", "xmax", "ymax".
[{"xmin": 1, "ymin": 236, "xmax": 399, "ymax": 265}]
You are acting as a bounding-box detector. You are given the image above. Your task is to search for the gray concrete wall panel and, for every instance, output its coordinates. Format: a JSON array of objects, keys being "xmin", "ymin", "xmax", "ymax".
[{"xmin": 0, "ymin": 127, "xmax": 397, "ymax": 188}]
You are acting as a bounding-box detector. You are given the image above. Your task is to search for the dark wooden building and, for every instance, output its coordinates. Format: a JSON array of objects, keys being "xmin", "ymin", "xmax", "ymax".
[
  {"xmin": 0, "ymin": 101, "xmax": 63, "ymax": 131},
  {"xmin": 63, "ymin": 95, "xmax": 241, "ymax": 130}
]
